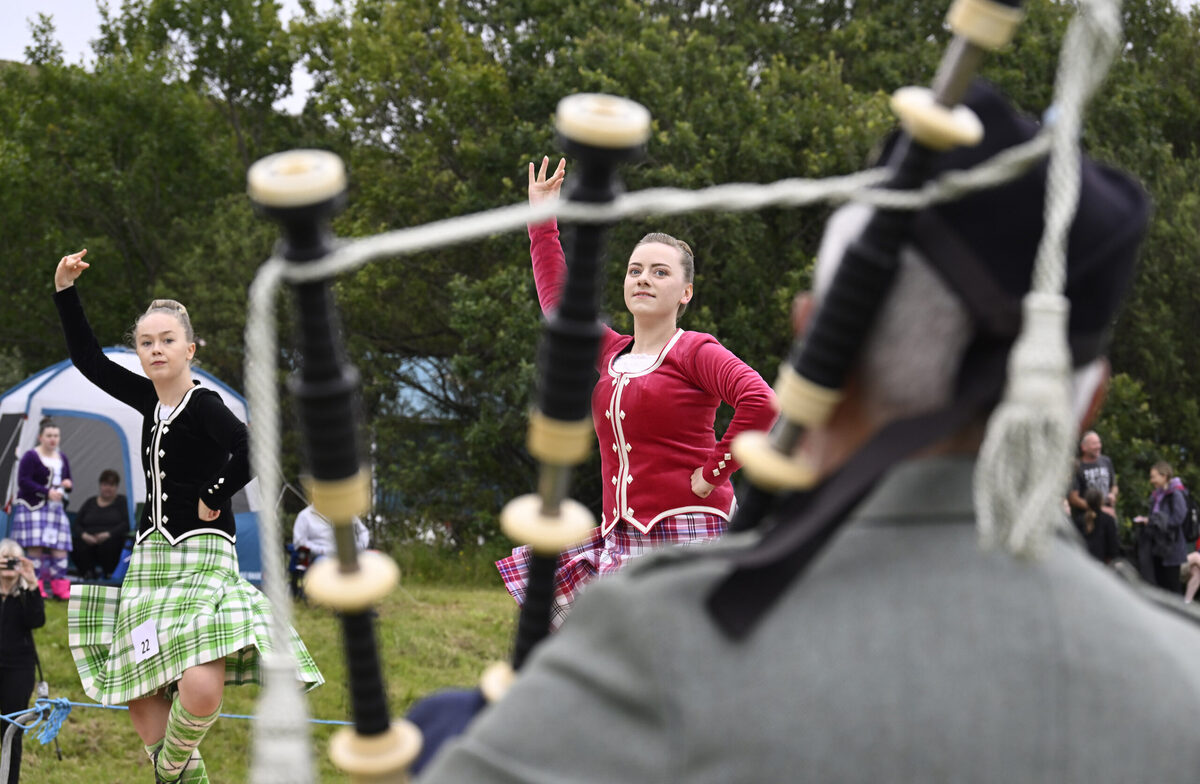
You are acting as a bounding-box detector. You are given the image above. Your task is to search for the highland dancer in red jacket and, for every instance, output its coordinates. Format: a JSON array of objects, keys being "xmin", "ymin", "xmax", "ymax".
[{"xmin": 496, "ymin": 157, "xmax": 777, "ymax": 628}]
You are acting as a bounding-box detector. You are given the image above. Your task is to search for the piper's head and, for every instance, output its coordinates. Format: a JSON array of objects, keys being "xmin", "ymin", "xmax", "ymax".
[{"xmin": 803, "ymin": 81, "xmax": 1149, "ymax": 469}]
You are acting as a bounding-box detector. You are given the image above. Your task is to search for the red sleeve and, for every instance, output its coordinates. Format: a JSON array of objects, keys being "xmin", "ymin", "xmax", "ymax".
[
  {"xmin": 687, "ymin": 341, "xmax": 778, "ymax": 483},
  {"xmin": 528, "ymin": 218, "xmax": 622, "ymax": 352},
  {"xmin": 529, "ymin": 219, "xmax": 567, "ymax": 316}
]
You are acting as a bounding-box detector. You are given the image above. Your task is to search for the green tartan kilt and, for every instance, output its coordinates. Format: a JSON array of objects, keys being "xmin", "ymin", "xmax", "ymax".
[{"xmin": 68, "ymin": 531, "xmax": 323, "ymax": 705}]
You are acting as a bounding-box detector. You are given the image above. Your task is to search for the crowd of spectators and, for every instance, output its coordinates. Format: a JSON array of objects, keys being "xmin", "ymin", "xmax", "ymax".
[{"xmin": 1068, "ymin": 430, "xmax": 1196, "ymax": 598}]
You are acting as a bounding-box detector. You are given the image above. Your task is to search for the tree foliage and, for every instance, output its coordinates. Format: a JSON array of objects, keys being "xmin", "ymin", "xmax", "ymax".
[{"xmin": 1, "ymin": 0, "xmax": 1197, "ymax": 543}]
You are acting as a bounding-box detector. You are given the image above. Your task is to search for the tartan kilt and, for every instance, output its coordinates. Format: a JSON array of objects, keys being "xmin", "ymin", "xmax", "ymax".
[
  {"xmin": 496, "ymin": 511, "xmax": 727, "ymax": 630},
  {"xmin": 68, "ymin": 531, "xmax": 323, "ymax": 705},
  {"xmin": 10, "ymin": 501, "xmax": 73, "ymax": 551}
]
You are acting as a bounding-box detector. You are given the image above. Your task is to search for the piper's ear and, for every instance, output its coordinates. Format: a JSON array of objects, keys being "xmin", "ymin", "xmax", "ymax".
[
  {"xmin": 680, "ymin": 283, "xmax": 694, "ymax": 305},
  {"xmin": 791, "ymin": 292, "xmax": 815, "ymax": 337},
  {"xmin": 1076, "ymin": 358, "xmax": 1111, "ymax": 433}
]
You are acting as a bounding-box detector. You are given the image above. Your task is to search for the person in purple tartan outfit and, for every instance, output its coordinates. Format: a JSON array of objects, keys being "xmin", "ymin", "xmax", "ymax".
[{"xmin": 10, "ymin": 417, "xmax": 74, "ymax": 600}]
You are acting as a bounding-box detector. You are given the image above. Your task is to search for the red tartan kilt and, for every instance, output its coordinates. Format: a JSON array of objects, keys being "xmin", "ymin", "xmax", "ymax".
[{"xmin": 496, "ymin": 511, "xmax": 726, "ymax": 629}]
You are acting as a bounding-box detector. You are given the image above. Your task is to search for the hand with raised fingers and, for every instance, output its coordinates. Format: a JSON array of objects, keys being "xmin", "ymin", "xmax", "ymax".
[
  {"xmin": 528, "ymin": 156, "xmax": 567, "ymax": 207},
  {"xmin": 55, "ymin": 249, "xmax": 89, "ymax": 292}
]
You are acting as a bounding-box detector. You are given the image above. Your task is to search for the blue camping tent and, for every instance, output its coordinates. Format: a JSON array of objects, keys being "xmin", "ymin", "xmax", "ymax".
[{"xmin": 0, "ymin": 347, "xmax": 264, "ymax": 583}]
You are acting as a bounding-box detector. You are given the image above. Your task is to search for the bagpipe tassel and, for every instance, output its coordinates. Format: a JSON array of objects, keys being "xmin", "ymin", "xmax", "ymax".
[
  {"xmin": 976, "ymin": 0, "xmax": 1125, "ymax": 560},
  {"xmin": 974, "ymin": 291, "xmax": 1073, "ymax": 558}
]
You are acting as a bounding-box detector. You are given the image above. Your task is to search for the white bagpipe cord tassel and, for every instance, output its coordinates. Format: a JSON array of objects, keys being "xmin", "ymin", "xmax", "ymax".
[
  {"xmin": 974, "ymin": 0, "xmax": 1123, "ymax": 558},
  {"xmin": 251, "ymin": 653, "xmax": 314, "ymax": 784},
  {"xmin": 975, "ymin": 292, "xmax": 1073, "ymax": 557}
]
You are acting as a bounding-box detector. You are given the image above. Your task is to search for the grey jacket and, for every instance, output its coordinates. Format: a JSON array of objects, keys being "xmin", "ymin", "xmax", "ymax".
[
  {"xmin": 1148, "ymin": 483, "xmax": 1190, "ymax": 565},
  {"xmin": 421, "ymin": 456, "xmax": 1200, "ymax": 783}
]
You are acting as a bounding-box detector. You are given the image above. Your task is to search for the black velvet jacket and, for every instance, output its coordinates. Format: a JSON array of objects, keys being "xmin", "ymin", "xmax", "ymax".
[
  {"xmin": 54, "ymin": 286, "xmax": 251, "ymax": 546},
  {"xmin": 0, "ymin": 587, "xmax": 44, "ymax": 668}
]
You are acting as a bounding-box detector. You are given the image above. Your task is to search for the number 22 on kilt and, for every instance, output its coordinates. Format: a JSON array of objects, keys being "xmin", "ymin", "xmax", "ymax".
[{"xmin": 131, "ymin": 619, "xmax": 160, "ymax": 663}]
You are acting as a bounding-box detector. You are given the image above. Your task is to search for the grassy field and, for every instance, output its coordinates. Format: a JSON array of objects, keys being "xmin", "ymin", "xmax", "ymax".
[{"xmin": 15, "ymin": 563, "xmax": 516, "ymax": 784}]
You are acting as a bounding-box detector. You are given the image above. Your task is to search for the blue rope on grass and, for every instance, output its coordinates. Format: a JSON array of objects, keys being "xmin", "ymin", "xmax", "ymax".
[
  {"xmin": 2, "ymin": 699, "xmax": 352, "ymax": 746},
  {"xmin": 35, "ymin": 699, "xmax": 71, "ymax": 744},
  {"xmin": 0, "ymin": 698, "xmax": 71, "ymax": 745}
]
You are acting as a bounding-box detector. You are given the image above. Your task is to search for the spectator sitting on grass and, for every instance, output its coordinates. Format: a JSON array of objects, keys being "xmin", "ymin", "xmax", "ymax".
[{"xmin": 292, "ymin": 504, "xmax": 370, "ymax": 559}]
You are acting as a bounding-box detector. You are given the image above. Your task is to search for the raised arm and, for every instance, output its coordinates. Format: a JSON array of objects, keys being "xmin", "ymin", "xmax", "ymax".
[
  {"xmin": 53, "ymin": 249, "xmax": 153, "ymax": 409},
  {"xmin": 527, "ymin": 156, "xmax": 568, "ymax": 315},
  {"xmin": 526, "ymin": 157, "xmax": 621, "ymax": 357}
]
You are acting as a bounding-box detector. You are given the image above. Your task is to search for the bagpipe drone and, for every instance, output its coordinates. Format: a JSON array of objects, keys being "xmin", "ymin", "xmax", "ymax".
[{"xmin": 245, "ymin": 92, "xmax": 651, "ymax": 781}]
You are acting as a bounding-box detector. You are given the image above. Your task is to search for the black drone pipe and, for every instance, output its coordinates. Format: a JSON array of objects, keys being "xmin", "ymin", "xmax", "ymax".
[
  {"xmin": 253, "ymin": 186, "xmax": 394, "ymax": 741},
  {"xmin": 729, "ymin": 0, "xmax": 1025, "ymax": 532},
  {"xmin": 511, "ymin": 126, "xmax": 646, "ymax": 671}
]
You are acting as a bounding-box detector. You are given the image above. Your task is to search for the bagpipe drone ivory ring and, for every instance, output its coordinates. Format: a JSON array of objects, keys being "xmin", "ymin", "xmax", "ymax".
[{"xmin": 247, "ymin": 149, "xmax": 348, "ymax": 209}]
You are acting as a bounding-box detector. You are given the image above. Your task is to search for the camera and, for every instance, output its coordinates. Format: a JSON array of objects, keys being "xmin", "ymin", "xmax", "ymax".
[{"xmin": 2, "ymin": 558, "xmax": 18, "ymax": 569}]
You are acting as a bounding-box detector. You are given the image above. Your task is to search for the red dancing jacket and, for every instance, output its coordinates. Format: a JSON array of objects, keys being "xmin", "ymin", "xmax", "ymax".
[{"xmin": 530, "ymin": 220, "xmax": 777, "ymax": 535}]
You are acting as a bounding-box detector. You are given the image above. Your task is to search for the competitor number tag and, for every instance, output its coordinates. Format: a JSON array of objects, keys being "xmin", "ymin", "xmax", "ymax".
[{"xmin": 131, "ymin": 619, "xmax": 160, "ymax": 663}]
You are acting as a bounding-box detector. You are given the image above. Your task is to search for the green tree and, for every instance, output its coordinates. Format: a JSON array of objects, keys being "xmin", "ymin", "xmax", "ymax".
[
  {"xmin": 2, "ymin": 0, "xmax": 1197, "ymax": 549},
  {"xmin": 95, "ymin": 0, "xmax": 300, "ymax": 167},
  {"xmin": 0, "ymin": 45, "xmax": 239, "ymax": 370},
  {"xmin": 297, "ymin": 0, "xmax": 1200, "ymax": 542}
]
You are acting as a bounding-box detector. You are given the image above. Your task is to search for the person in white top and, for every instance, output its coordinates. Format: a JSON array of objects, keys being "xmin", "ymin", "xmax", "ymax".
[{"xmin": 292, "ymin": 505, "xmax": 370, "ymax": 558}]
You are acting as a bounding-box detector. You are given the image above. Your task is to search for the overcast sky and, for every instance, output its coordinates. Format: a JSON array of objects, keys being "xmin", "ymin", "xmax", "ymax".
[{"xmin": 0, "ymin": 0, "xmax": 325, "ymax": 113}]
